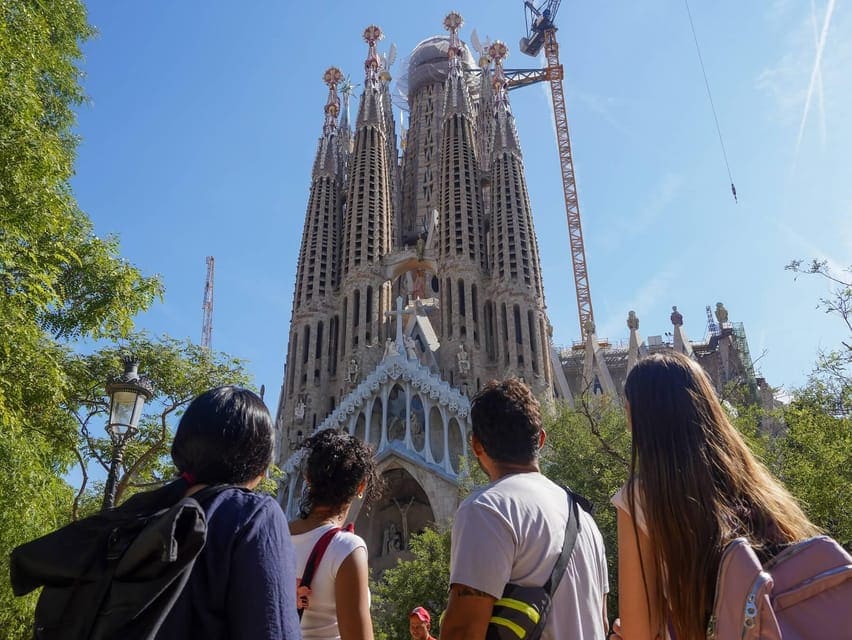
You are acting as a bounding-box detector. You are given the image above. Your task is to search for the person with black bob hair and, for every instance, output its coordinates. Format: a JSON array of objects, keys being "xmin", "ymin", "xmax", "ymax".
[
  {"xmin": 156, "ymin": 385, "xmax": 301, "ymax": 639},
  {"xmin": 290, "ymin": 428, "xmax": 381, "ymax": 640}
]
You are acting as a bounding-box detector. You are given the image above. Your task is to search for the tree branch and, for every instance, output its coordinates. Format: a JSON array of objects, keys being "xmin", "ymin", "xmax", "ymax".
[
  {"xmin": 114, "ymin": 398, "xmax": 189, "ymax": 503},
  {"xmin": 577, "ymin": 388, "xmax": 628, "ymax": 466},
  {"xmin": 71, "ymin": 445, "xmax": 89, "ymax": 521}
]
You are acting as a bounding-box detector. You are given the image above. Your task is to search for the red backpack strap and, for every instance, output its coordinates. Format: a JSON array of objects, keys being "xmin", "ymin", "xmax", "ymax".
[{"xmin": 300, "ymin": 523, "xmax": 354, "ymax": 589}]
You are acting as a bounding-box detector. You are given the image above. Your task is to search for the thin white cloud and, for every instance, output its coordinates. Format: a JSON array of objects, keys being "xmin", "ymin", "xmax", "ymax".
[
  {"xmin": 597, "ymin": 266, "xmax": 676, "ymax": 340},
  {"xmin": 809, "ymin": 0, "xmax": 828, "ymax": 145},
  {"xmin": 773, "ymin": 219, "xmax": 846, "ymax": 276},
  {"xmin": 573, "ymin": 91, "xmax": 634, "ymax": 139},
  {"xmin": 602, "ymin": 172, "xmax": 682, "ymax": 253},
  {"xmin": 795, "ymin": 0, "xmax": 836, "ymax": 154}
]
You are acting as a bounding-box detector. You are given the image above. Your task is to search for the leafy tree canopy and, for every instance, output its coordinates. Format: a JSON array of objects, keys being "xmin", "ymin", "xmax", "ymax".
[
  {"xmin": 371, "ymin": 527, "xmax": 451, "ymax": 640},
  {"xmin": 0, "ymin": 2, "xmax": 160, "ymax": 634}
]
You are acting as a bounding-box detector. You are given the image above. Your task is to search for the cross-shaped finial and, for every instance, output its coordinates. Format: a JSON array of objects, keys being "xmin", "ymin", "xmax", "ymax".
[{"xmin": 384, "ymin": 296, "xmax": 417, "ymax": 350}]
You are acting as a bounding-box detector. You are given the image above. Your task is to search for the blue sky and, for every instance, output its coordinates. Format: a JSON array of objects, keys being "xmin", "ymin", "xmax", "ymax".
[{"xmin": 73, "ymin": 1, "xmax": 851, "ymax": 413}]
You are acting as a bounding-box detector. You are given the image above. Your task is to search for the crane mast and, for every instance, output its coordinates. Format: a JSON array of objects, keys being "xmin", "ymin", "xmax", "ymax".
[
  {"xmin": 202, "ymin": 256, "xmax": 214, "ymax": 349},
  {"xmin": 520, "ymin": 1, "xmax": 595, "ymax": 338}
]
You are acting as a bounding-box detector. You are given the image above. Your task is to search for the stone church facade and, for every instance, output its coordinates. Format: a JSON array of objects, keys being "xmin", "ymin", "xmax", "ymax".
[{"xmin": 274, "ymin": 14, "xmax": 761, "ymax": 568}]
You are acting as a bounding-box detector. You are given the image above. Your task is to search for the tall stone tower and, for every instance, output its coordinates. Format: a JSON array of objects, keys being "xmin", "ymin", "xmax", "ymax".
[{"xmin": 277, "ymin": 14, "xmax": 562, "ymax": 569}]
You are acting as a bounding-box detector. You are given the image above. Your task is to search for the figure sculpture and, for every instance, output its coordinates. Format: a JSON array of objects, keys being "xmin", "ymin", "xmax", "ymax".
[
  {"xmin": 294, "ymin": 397, "xmax": 306, "ymax": 422},
  {"xmin": 383, "ymin": 337, "xmax": 400, "ymax": 359},
  {"xmin": 404, "ymin": 335, "xmax": 419, "ymax": 360},
  {"xmin": 457, "ymin": 343, "xmax": 470, "ymax": 375},
  {"xmin": 346, "ymin": 358, "xmax": 360, "ymax": 385},
  {"xmin": 627, "ymin": 310, "xmax": 639, "ymax": 330},
  {"xmin": 670, "ymin": 305, "xmax": 683, "ymax": 327}
]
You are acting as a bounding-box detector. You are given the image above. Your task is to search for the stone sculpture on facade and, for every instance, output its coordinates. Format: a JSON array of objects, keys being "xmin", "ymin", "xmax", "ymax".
[
  {"xmin": 346, "ymin": 358, "xmax": 360, "ymax": 386},
  {"xmin": 294, "ymin": 396, "xmax": 306, "ymax": 423},
  {"xmin": 382, "ymin": 521, "xmax": 403, "ymax": 555},
  {"xmin": 670, "ymin": 305, "xmax": 683, "ymax": 327},
  {"xmin": 457, "ymin": 343, "xmax": 470, "ymax": 375},
  {"xmin": 404, "ymin": 335, "xmax": 419, "ymax": 360},
  {"xmin": 383, "ymin": 337, "xmax": 400, "ymax": 360},
  {"xmin": 627, "ymin": 310, "xmax": 639, "ymax": 330},
  {"xmin": 715, "ymin": 302, "xmax": 729, "ymax": 324}
]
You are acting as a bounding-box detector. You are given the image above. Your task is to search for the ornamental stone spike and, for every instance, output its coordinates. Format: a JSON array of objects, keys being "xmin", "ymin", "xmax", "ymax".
[{"xmin": 322, "ymin": 66, "xmax": 343, "ymax": 135}]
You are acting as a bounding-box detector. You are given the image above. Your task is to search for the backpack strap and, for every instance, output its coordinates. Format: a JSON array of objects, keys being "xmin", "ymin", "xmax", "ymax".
[
  {"xmin": 542, "ymin": 488, "xmax": 581, "ymax": 596},
  {"xmin": 188, "ymin": 483, "xmax": 238, "ymax": 510},
  {"xmin": 298, "ymin": 523, "xmax": 355, "ymax": 620}
]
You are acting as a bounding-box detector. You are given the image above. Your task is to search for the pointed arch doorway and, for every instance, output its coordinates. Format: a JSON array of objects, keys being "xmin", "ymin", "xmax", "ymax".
[{"xmin": 355, "ymin": 466, "xmax": 435, "ymax": 574}]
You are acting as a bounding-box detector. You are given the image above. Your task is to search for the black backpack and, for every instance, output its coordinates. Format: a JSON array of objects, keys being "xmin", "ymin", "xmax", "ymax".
[{"xmin": 10, "ymin": 482, "xmax": 227, "ymax": 640}]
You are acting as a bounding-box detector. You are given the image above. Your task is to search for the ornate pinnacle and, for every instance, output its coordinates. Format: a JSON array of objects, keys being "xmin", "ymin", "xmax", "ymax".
[
  {"xmin": 363, "ymin": 25, "xmax": 383, "ymax": 84},
  {"xmin": 322, "ymin": 67, "xmax": 342, "ymax": 133},
  {"xmin": 443, "ymin": 11, "xmax": 463, "ymax": 32},
  {"xmin": 444, "ymin": 12, "xmax": 464, "ymax": 75},
  {"xmin": 490, "ymin": 41, "xmax": 509, "ymax": 101},
  {"xmin": 488, "ymin": 40, "xmax": 508, "ymax": 64}
]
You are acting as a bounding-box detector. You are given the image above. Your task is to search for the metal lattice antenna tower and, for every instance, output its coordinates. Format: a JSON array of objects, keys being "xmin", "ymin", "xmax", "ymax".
[{"xmin": 202, "ymin": 256, "xmax": 214, "ymax": 349}]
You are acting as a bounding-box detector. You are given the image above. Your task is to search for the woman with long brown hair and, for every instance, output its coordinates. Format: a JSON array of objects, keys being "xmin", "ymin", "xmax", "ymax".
[{"xmin": 612, "ymin": 352, "xmax": 819, "ymax": 640}]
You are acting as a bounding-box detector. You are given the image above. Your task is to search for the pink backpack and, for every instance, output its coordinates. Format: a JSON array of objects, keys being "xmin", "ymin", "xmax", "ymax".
[{"xmin": 708, "ymin": 535, "xmax": 852, "ymax": 639}]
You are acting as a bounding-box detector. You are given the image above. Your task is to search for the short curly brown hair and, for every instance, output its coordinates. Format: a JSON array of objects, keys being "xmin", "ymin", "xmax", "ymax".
[
  {"xmin": 298, "ymin": 428, "xmax": 382, "ymax": 518},
  {"xmin": 470, "ymin": 378, "xmax": 542, "ymax": 464}
]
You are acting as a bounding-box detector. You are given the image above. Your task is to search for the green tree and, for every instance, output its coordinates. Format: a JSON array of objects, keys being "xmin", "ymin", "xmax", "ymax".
[
  {"xmin": 776, "ymin": 386, "xmax": 852, "ymax": 547},
  {"xmin": 776, "ymin": 260, "xmax": 852, "ymax": 546},
  {"xmin": 540, "ymin": 397, "xmax": 630, "ymax": 617},
  {"xmin": 1, "ymin": 2, "xmax": 160, "ymax": 633},
  {"xmin": 63, "ymin": 333, "xmax": 253, "ymax": 517},
  {"xmin": 371, "ymin": 527, "xmax": 451, "ymax": 640}
]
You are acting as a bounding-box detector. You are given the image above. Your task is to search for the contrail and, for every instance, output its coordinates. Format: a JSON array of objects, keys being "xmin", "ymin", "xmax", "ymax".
[
  {"xmin": 809, "ymin": 0, "xmax": 827, "ymax": 145},
  {"xmin": 796, "ymin": 0, "xmax": 836, "ymax": 153}
]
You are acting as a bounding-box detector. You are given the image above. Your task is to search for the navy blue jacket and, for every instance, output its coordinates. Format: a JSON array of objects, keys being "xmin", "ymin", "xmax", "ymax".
[{"xmin": 156, "ymin": 488, "xmax": 301, "ymax": 639}]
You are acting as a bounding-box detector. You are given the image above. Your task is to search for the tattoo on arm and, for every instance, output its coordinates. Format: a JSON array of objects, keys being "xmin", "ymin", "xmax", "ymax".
[{"xmin": 455, "ymin": 585, "xmax": 492, "ymax": 598}]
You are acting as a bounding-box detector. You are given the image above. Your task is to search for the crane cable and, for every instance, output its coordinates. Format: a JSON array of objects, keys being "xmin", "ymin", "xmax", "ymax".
[{"xmin": 683, "ymin": 0, "xmax": 738, "ymax": 203}]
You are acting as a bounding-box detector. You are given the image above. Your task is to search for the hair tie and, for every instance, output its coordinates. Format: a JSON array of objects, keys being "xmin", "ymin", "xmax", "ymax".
[{"xmin": 181, "ymin": 471, "xmax": 197, "ymax": 486}]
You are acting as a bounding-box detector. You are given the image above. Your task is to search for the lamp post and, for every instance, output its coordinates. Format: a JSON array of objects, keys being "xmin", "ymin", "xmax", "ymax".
[{"xmin": 101, "ymin": 356, "xmax": 154, "ymax": 510}]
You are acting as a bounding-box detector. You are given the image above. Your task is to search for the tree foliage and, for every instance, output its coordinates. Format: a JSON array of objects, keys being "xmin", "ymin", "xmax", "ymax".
[
  {"xmin": 777, "ymin": 386, "xmax": 852, "ymax": 547},
  {"xmin": 64, "ymin": 333, "xmax": 253, "ymax": 518},
  {"xmin": 371, "ymin": 527, "xmax": 451, "ymax": 640},
  {"xmin": 779, "ymin": 259, "xmax": 852, "ymax": 546},
  {"xmin": 0, "ymin": 2, "xmax": 161, "ymax": 634},
  {"xmin": 540, "ymin": 397, "xmax": 630, "ymax": 617}
]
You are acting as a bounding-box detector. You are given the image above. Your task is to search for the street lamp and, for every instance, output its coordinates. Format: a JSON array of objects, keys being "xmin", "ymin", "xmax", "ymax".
[{"xmin": 101, "ymin": 356, "xmax": 154, "ymax": 510}]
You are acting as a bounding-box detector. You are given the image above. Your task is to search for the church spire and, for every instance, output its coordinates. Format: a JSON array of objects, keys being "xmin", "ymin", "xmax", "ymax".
[
  {"xmin": 488, "ymin": 41, "xmax": 543, "ymax": 298},
  {"xmin": 437, "ymin": 12, "xmax": 486, "ymax": 364},
  {"xmin": 312, "ymin": 66, "xmax": 342, "ymax": 180},
  {"xmin": 339, "ymin": 25, "xmax": 394, "ymax": 363},
  {"xmin": 296, "ymin": 67, "xmax": 344, "ymax": 306},
  {"xmin": 281, "ymin": 68, "xmax": 346, "ymax": 449},
  {"xmin": 490, "ymin": 42, "xmax": 521, "ymax": 157},
  {"xmin": 487, "ymin": 41, "xmax": 551, "ymax": 387},
  {"xmin": 441, "ymin": 12, "xmax": 473, "ymax": 119},
  {"xmin": 355, "ymin": 24, "xmax": 385, "ymax": 127}
]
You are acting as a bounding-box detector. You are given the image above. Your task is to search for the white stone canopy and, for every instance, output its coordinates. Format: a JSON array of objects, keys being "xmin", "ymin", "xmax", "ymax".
[{"xmin": 281, "ymin": 342, "xmax": 471, "ymax": 518}]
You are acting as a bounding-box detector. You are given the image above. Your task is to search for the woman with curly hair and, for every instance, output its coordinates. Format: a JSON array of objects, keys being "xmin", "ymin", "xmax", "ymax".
[
  {"xmin": 612, "ymin": 352, "xmax": 819, "ymax": 640},
  {"xmin": 289, "ymin": 429, "xmax": 381, "ymax": 640}
]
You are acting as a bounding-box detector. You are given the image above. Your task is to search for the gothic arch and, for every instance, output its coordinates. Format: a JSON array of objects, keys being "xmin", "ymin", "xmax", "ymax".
[{"xmin": 356, "ymin": 467, "xmax": 436, "ymax": 574}]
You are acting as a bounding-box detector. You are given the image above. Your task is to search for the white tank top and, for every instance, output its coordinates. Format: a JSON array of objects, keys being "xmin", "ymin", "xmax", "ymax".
[{"xmin": 291, "ymin": 524, "xmax": 368, "ymax": 640}]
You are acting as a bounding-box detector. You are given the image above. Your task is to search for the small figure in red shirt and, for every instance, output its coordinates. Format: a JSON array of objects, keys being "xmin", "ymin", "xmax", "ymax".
[{"xmin": 410, "ymin": 606, "xmax": 437, "ymax": 640}]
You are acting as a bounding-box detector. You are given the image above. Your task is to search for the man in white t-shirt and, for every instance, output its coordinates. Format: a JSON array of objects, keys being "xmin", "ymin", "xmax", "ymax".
[{"xmin": 440, "ymin": 379, "xmax": 610, "ymax": 640}]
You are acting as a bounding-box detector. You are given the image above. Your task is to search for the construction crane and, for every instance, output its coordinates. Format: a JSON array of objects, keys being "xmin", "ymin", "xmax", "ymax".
[
  {"xmin": 517, "ymin": 0, "xmax": 596, "ymax": 339},
  {"xmin": 201, "ymin": 256, "xmax": 214, "ymax": 349}
]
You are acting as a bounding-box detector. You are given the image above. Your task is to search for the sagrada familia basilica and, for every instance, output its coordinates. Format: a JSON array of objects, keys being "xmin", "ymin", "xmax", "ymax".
[{"xmin": 274, "ymin": 14, "xmax": 764, "ymax": 570}]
